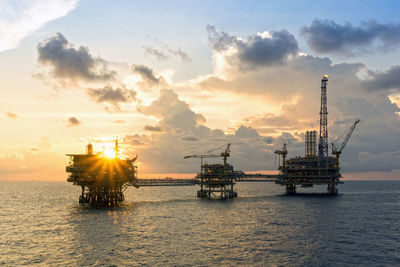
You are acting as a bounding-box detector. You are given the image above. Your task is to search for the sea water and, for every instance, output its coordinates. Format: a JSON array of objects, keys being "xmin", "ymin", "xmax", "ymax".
[{"xmin": 1, "ymin": 181, "xmax": 399, "ymax": 266}]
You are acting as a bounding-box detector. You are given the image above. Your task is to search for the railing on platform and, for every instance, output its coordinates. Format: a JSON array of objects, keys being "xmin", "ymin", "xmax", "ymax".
[
  {"xmin": 134, "ymin": 179, "xmax": 199, "ymax": 187},
  {"xmin": 133, "ymin": 174, "xmax": 280, "ymax": 187},
  {"xmin": 235, "ymin": 174, "xmax": 278, "ymax": 182}
]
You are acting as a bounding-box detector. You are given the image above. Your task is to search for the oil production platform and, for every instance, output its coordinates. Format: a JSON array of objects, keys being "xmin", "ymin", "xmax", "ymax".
[
  {"xmin": 274, "ymin": 75, "xmax": 360, "ymax": 195},
  {"xmin": 66, "ymin": 75, "xmax": 359, "ymax": 207}
]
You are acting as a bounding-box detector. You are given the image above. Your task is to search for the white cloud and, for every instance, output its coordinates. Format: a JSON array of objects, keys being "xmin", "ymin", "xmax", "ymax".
[{"xmin": 0, "ymin": 0, "xmax": 79, "ymax": 52}]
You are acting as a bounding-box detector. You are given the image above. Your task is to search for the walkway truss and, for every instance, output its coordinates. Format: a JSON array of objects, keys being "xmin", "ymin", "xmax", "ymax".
[{"xmin": 132, "ymin": 173, "xmax": 279, "ymax": 200}]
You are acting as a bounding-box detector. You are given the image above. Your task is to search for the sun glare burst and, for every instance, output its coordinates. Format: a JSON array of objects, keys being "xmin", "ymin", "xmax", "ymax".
[{"xmin": 103, "ymin": 148, "xmax": 117, "ymax": 159}]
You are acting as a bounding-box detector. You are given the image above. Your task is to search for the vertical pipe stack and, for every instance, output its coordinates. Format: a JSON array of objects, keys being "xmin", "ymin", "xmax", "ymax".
[{"xmin": 305, "ymin": 130, "xmax": 317, "ymax": 157}]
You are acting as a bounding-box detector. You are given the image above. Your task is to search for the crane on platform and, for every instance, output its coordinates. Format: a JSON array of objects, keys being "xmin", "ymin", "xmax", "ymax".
[
  {"xmin": 332, "ymin": 119, "xmax": 360, "ymax": 168},
  {"xmin": 184, "ymin": 143, "xmax": 231, "ymax": 168}
]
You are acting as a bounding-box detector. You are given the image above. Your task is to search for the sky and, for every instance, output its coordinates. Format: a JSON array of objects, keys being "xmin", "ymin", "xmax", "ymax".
[{"xmin": 1, "ymin": 0, "xmax": 400, "ymax": 180}]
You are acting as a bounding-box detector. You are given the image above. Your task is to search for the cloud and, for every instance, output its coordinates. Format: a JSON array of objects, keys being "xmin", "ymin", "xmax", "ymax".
[
  {"xmin": 124, "ymin": 134, "xmax": 152, "ymax": 147},
  {"xmin": 143, "ymin": 39, "xmax": 191, "ymax": 62},
  {"xmin": 37, "ymin": 136, "xmax": 52, "ymax": 151},
  {"xmin": 181, "ymin": 136, "xmax": 200, "ymax": 141},
  {"xmin": 0, "ymin": 150, "xmax": 65, "ymax": 180},
  {"xmin": 120, "ymin": 27, "xmax": 400, "ymax": 174},
  {"xmin": 207, "ymin": 25, "xmax": 298, "ymax": 68},
  {"xmin": 362, "ymin": 65, "xmax": 400, "ymax": 92},
  {"xmin": 37, "ymin": 33, "xmax": 115, "ymax": 83},
  {"xmin": 264, "ymin": 137, "xmax": 274, "ymax": 145},
  {"xmin": 199, "ymin": 53, "xmax": 363, "ymax": 106},
  {"xmin": 132, "ymin": 64, "xmax": 164, "ymax": 88},
  {"xmin": 137, "ymin": 89, "xmax": 204, "ymax": 131},
  {"xmin": 301, "ymin": 19, "xmax": 400, "ymax": 56},
  {"xmin": 234, "ymin": 125, "xmax": 260, "ymax": 139},
  {"xmin": 31, "ymin": 136, "xmax": 52, "ymax": 152},
  {"xmin": 143, "ymin": 125, "xmax": 163, "ymax": 132},
  {"xmin": 206, "ymin": 25, "xmax": 238, "ymax": 52},
  {"xmin": 191, "ymin": 26, "xmax": 400, "ymax": 173},
  {"xmin": 244, "ymin": 113, "xmax": 297, "ymax": 129},
  {"xmin": 167, "ymin": 47, "xmax": 191, "ymax": 63},
  {"xmin": 5, "ymin": 112, "xmax": 18, "ymax": 119},
  {"xmin": 87, "ymin": 85, "xmax": 136, "ymax": 111},
  {"xmin": 0, "ymin": 0, "xmax": 78, "ymax": 53},
  {"xmin": 68, "ymin": 117, "xmax": 81, "ymax": 127},
  {"xmin": 143, "ymin": 46, "xmax": 169, "ymax": 61},
  {"xmin": 125, "ymin": 89, "xmax": 290, "ymax": 173}
]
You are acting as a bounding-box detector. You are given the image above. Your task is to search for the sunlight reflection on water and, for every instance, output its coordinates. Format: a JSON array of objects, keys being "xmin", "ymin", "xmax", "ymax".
[{"xmin": 0, "ymin": 181, "xmax": 399, "ymax": 266}]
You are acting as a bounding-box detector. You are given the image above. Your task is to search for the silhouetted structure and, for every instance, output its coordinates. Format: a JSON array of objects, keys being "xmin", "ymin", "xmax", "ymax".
[
  {"xmin": 66, "ymin": 76, "xmax": 360, "ymax": 206},
  {"xmin": 275, "ymin": 76, "xmax": 359, "ymax": 194},
  {"xmin": 66, "ymin": 141, "xmax": 138, "ymax": 207}
]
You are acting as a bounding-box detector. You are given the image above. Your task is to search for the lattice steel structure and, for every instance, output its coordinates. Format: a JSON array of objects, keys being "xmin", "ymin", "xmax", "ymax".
[
  {"xmin": 66, "ymin": 143, "xmax": 138, "ymax": 207},
  {"xmin": 319, "ymin": 75, "xmax": 329, "ymax": 170},
  {"xmin": 196, "ymin": 163, "xmax": 238, "ymax": 199},
  {"xmin": 275, "ymin": 75, "xmax": 344, "ymax": 195},
  {"xmin": 66, "ymin": 143, "xmax": 282, "ymax": 206}
]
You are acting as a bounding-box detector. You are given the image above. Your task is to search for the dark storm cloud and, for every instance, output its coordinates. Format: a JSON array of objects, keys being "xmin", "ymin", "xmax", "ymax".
[
  {"xmin": 363, "ymin": 65, "xmax": 400, "ymax": 92},
  {"xmin": 143, "ymin": 46, "xmax": 169, "ymax": 61},
  {"xmin": 132, "ymin": 64, "xmax": 162, "ymax": 85},
  {"xmin": 207, "ymin": 25, "xmax": 298, "ymax": 67},
  {"xmin": 143, "ymin": 125, "xmax": 163, "ymax": 132},
  {"xmin": 301, "ymin": 19, "xmax": 400, "ymax": 55},
  {"xmin": 68, "ymin": 117, "xmax": 81, "ymax": 127},
  {"xmin": 87, "ymin": 85, "xmax": 136, "ymax": 105},
  {"xmin": 37, "ymin": 33, "xmax": 115, "ymax": 81}
]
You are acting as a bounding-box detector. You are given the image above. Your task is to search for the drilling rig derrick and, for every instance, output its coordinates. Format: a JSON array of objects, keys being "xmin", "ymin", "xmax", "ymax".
[{"xmin": 275, "ymin": 75, "xmax": 359, "ymax": 195}]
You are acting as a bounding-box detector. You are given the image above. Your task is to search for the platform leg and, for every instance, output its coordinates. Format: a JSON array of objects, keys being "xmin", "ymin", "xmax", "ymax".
[
  {"xmin": 286, "ymin": 184, "xmax": 296, "ymax": 194},
  {"xmin": 79, "ymin": 186, "xmax": 85, "ymax": 203},
  {"xmin": 327, "ymin": 184, "xmax": 338, "ymax": 195}
]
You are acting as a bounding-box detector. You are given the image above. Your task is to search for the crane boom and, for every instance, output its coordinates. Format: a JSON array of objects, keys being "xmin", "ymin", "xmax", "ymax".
[
  {"xmin": 184, "ymin": 143, "xmax": 231, "ymax": 167},
  {"xmin": 338, "ymin": 119, "xmax": 360, "ymax": 152},
  {"xmin": 183, "ymin": 154, "xmax": 221, "ymax": 159},
  {"xmin": 331, "ymin": 119, "xmax": 360, "ymax": 169},
  {"xmin": 332, "ymin": 119, "xmax": 360, "ymax": 153}
]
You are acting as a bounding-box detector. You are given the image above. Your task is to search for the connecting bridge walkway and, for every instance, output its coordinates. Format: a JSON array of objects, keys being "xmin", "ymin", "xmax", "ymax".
[{"xmin": 134, "ymin": 174, "xmax": 278, "ymax": 187}]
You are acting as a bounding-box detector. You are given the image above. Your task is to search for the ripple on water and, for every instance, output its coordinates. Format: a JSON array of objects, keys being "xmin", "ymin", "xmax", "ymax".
[{"xmin": 0, "ymin": 181, "xmax": 399, "ymax": 265}]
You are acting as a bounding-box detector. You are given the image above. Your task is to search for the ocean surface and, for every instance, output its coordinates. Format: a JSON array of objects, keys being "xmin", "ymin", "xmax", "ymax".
[{"xmin": 1, "ymin": 181, "xmax": 399, "ymax": 266}]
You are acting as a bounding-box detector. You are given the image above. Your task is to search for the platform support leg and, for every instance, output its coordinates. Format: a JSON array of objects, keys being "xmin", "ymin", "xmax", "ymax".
[
  {"xmin": 286, "ymin": 184, "xmax": 296, "ymax": 194},
  {"xmin": 327, "ymin": 184, "xmax": 338, "ymax": 195},
  {"xmin": 79, "ymin": 186, "xmax": 85, "ymax": 203}
]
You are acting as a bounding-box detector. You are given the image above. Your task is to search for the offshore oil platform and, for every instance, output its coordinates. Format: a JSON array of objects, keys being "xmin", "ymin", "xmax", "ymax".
[
  {"xmin": 274, "ymin": 75, "xmax": 359, "ymax": 195},
  {"xmin": 66, "ymin": 75, "xmax": 359, "ymax": 207},
  {"xmin": 66, "ymin": 141, "xmax": 138, "ymax": 207},
  {"xmin": 184, "ymin": 144, "xmax": 238, "ymax": 199}
]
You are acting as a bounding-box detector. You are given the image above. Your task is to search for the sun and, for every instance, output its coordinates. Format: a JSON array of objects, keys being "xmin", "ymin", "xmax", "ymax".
[{"xmin": 103, "ymin": 148, "xmax": 117, "ymax": 159}]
